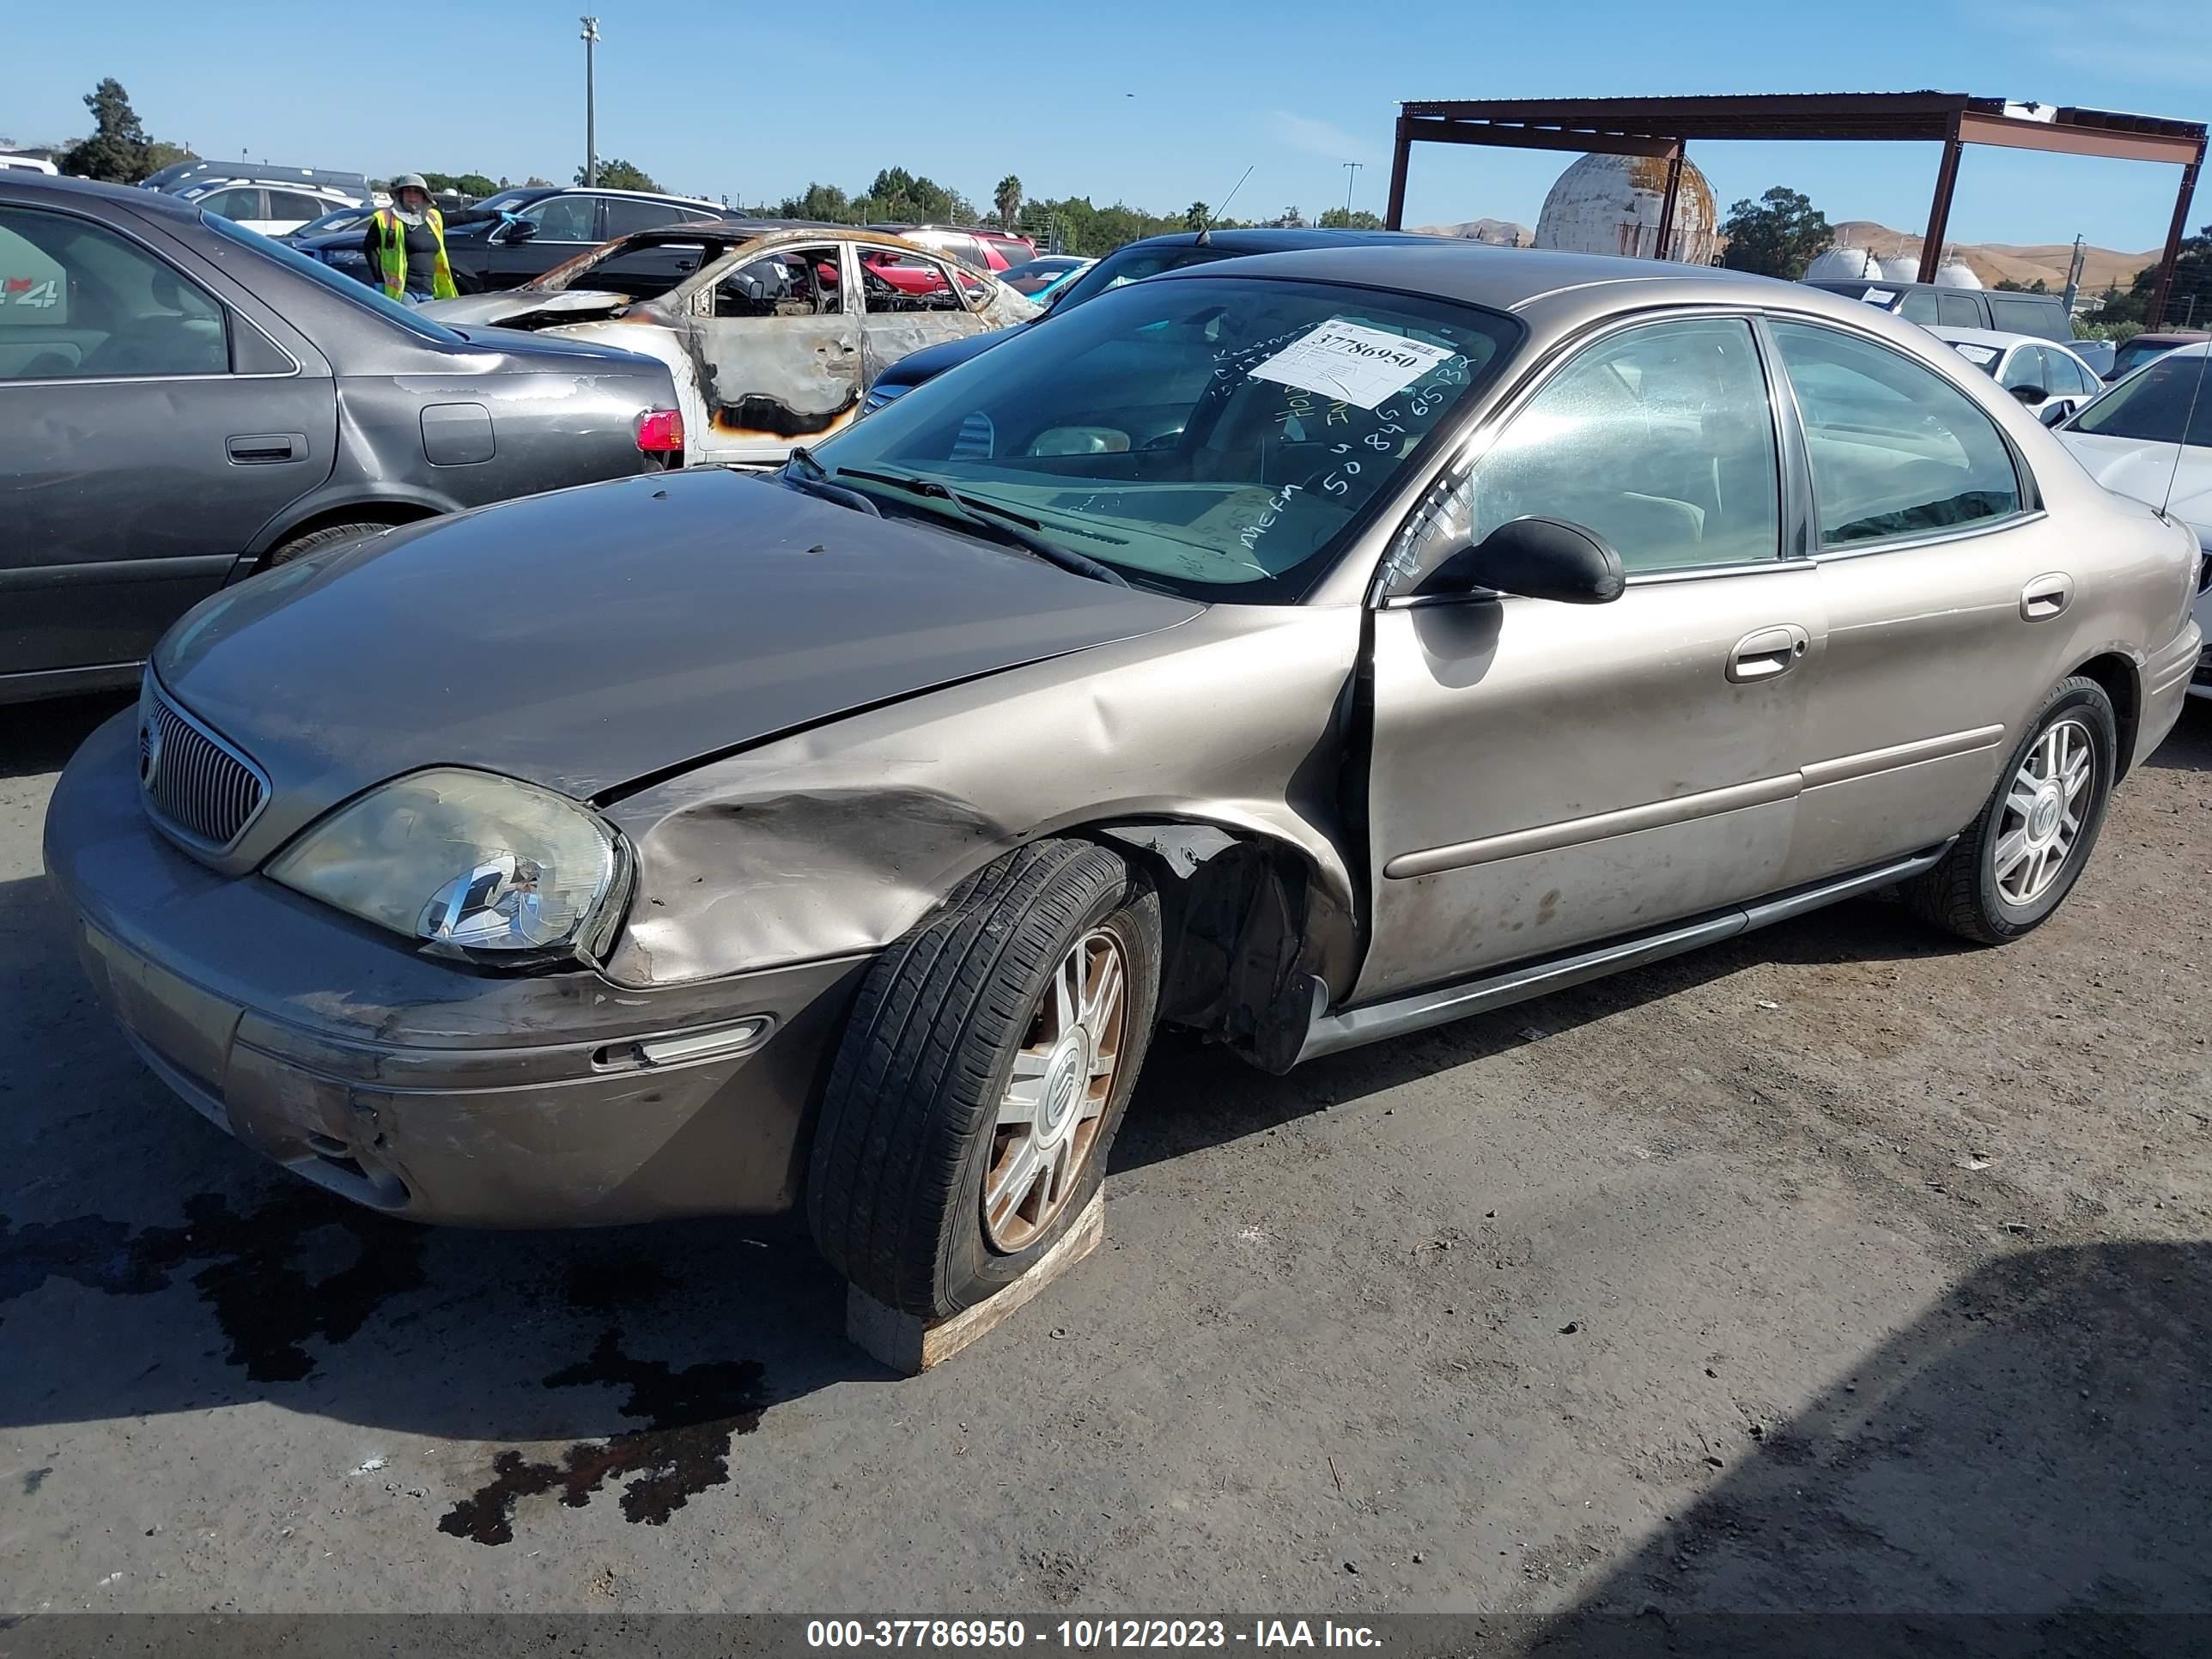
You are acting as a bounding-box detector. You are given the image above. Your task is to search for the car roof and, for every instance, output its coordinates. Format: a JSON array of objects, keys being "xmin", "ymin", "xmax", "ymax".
[
  {"xmin": 2129, "ymin": 331, "xmax": 2211, "ymax": 347},
  {"xmin": 0, "ymin": 171, "xmax": 201, "ymax": 217},
  {"xmin": 1117, "ymin": 227, "xmax": 1445, "ymax": 257},
  {"xmin": 1152, "ymin": 238, "xmax": 1802, "ymax": 315},
  {"xmin": 1929, "ymin": 324, "xmax": 2060, "ymax": 351}
]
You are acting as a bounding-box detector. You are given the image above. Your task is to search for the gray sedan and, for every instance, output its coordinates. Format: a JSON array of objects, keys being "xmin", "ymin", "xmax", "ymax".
[
  {"xmin": 46, "ymin": 245, "xmax": 2203, "ymax": 1322},
  {"xmin": 0, "ymin": 173, "xmax": 684, "ymax": 704}
]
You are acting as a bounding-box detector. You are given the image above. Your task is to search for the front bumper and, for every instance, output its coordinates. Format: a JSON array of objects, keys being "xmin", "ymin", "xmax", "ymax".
[{"xmin": 44, "ymin": 711, "xmax": 869, "ymax": 1226}]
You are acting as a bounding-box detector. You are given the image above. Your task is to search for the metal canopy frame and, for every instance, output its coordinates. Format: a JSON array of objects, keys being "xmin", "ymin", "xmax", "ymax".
[{"xmin": 1384, "ymin": 92, "xmax": 2207, "ymax": 325}]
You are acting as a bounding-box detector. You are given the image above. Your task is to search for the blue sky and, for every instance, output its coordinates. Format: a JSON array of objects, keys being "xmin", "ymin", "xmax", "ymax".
[{"xmin": 2, "ymin": 0, "xmax": 2202, "ymax": 251}]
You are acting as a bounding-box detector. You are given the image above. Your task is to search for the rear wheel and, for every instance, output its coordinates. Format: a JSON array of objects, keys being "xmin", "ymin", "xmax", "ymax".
[
  {"xmin": 807, "ymin": 840, "xmax": 1161, "ymax": 1319},
  {"xmin": 1905, "ymin": 676, "xmax": 2117, "ymax": 944},
  {"xmin": 264, "ymin": 520, "xmax": 404, "ymax": 567}
]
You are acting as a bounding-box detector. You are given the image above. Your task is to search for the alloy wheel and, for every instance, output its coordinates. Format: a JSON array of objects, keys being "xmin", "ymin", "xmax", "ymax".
[
  {"xmin": 1992, "ymin": 716, "xmax": 2095, "ymax": 907},
  {"xmin": 984, "ymin": 927, "xmax": 1127, "ymax": 1251}
]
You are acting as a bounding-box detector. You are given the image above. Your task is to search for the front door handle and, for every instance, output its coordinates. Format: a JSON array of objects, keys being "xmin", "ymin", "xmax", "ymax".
[
  {"xmin": 226, "ymin": 432, "xmax": 305, "ymax": 465},
  {"xmin": 2021, "ymin": 573, "xmax": 2074, "ymax": 621},
  {"xmin": 1728, "ymin": 624, "xmax": 1810, "ymax": 684}
]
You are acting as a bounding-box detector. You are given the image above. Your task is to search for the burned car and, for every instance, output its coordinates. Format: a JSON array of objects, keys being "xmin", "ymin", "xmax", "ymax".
[
  {"xmin": 46, "ymin": 245, "xmax": 2204, "ymax": 1322},
  {"xmin": 422, "ymin": 222, "xmax": 1037, "ymax": 465}
]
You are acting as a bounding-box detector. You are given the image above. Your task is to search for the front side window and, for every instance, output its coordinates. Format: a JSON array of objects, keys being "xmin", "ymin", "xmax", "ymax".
[
  {"xmin": 2048, "ymin": 350, "xmax": 2097, "ymax": 398},
  {"xmin": 0, "ymin": 205, "xmax": 227, "ymax": 379},
  {"xmin": 193, "ymin": 187, "xmax": 263, "ymax": 222},
  {"xmin": 1400, "ymin": 318, "xmax": 1781, "ymax": 583},
  {"xmin": 1771, "ymin": 319, "xmax": 2022, "ymax": 547},
  {"xmin": 1999, "ymin": 346, "xmax": 2044, "ymax": 394},
  {"xmin": 1937, "ymin": 292, "xmax": 1980, "ymax": 327},
  {"xmin": 2068, "ymin": 352, "xmax": 2212, "ymax": 447},
  {"xmin": 520, "ymin": 195, "xmax": 599, "ymax": 240},
  {"xmin": 1898, "ymin": 289, "xmax": 1941, "ymax": 325},
  {"xmin": 809, "ymin": 276, "xmax": 1516, "ymax": 602},
  {"xmin": 715, "ymin": 246, "xmax": 842, "ymax": 317}
]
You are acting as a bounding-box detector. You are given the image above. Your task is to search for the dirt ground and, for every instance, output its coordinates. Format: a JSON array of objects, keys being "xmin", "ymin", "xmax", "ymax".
[{"xmin": 3, "ymin": 692, "xmax": 2209, "ymax": 1632}]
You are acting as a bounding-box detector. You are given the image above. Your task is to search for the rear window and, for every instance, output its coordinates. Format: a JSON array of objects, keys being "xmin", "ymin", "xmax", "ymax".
[
  {"xmin": 1986, "ymin": 293, "xmax": 2067, "ymax": 341},
  {"xmin": 2111, "ymin": 337, "xmax": 2188, "ymax": 380},
  {"xmin": 201, "ymin": 213, "xmax": 466, "ymax": 345}
]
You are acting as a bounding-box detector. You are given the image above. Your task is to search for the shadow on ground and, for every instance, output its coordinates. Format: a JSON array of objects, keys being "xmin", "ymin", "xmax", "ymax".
[
  {"xmin": 0, "ymin": 691, "xmax": 132, "ymax": 783},
  {"xmin": 1522, "ymin": 1241, "xmax": 2212, "ymax": 1653}
]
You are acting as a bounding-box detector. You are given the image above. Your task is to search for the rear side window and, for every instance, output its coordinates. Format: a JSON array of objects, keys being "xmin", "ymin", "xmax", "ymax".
[
  {"xmin": 1987, "ymin": 294, "xmax": 2064, "ymax": 341},
  {"xmin": 265, "ymin": 191, "xmax": 328, "ymax": 222},
  {"xmin": 1937, "ymin": 292, "xmax": 1979, "ymax": 327},
  {"xmin": 601, "ymin": 198, "xmax": 694, "ymax": 238},
  {"xmin": 1771, "ymin": 320, "xmax": 2022, "ymax": 547},
  {"xmin": 0, "ymin": 204, "xmax": 228, "ymax": 378},
  {"xmin": 1898, "ymin": 289, "xmax": 1940, "ymax": 325}
]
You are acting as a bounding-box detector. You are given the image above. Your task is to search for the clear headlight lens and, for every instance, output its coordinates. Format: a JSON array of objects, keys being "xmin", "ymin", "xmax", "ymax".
[{"xmin": 267, "ymin": 768, "xmax": 622, "ymax": 956}]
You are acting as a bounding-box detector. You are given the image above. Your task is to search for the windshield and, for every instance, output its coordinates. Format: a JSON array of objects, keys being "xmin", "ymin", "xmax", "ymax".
[
  {"xmin": 807, "ymin": 274, "xmax": 1517, "ymax": 602},
  {"xmin": 200, "ymin": 214, "xmax": 467, "ymax": 345},
  {"xmin": 2068, "ymin": 351, "xmax": 2212, "ymax": 447}
]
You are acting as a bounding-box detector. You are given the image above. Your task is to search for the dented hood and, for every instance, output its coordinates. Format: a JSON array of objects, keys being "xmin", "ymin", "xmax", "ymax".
[
  {"xmin": 421, "ymin": 289, "xmax": 632, "ymax": 326},
  {"xmin": 154, "ymin": 470, "xmax": 1200, "ymax": 820}
]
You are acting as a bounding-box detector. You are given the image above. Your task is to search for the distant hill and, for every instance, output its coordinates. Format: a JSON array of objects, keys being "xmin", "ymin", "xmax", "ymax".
[
  {"xmin": 1826, "ymin": 220, "xmax": 2155, "ymax": 292},
  {"xmin": 1412, "ymin": 217, "xmax": 1531, "ymax": 246}
]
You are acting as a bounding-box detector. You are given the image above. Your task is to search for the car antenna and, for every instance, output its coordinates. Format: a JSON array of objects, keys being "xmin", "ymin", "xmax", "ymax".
[
  {"xmin": 1195, "ymin": 166, "xmax": 1253, "ymax": 246},
  {"xmin": 2154, "ymin": 342, "xmax": 2210, "ymax": 524}
]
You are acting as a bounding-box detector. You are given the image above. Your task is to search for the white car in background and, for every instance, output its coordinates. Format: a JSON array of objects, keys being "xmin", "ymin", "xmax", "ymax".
[
  {"xmin": 1931, "ymin": 326, "xmax": 2105, "ymax": 425},
  {"xmin": 2057, "ymin": 342, "xmax": 2212, "ymax": 700},
  {"xmin": 178, "ymin": 177, "xmax": 365, "ymax": 237}
]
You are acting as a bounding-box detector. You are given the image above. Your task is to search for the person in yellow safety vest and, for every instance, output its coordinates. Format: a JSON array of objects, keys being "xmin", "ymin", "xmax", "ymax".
[{"xmin": 359, "ymin": 173, "xmax": 457, "ymax": 304}]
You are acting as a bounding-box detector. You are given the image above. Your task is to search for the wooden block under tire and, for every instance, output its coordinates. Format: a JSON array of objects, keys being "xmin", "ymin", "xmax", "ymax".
[{"xmin": 845, "ymin": 1193, "xmax": 1104, "ymax": 1374}]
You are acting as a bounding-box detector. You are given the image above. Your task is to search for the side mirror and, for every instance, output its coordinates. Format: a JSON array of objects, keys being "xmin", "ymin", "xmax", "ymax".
[
  {"xmin": 2039, "ymin": 400, "xmax": 2072, "ymax": 428},
  {"xmin": 1416, "ymin": 517, "xmax": 1626, "ymax": 605},
  {"xmin": 2009, "ymin": 382, "xmax": 2047, "ymax": 406},
  {"xmin": 495, "ymin": 217, "xmax": 537, "ymax": 245}
]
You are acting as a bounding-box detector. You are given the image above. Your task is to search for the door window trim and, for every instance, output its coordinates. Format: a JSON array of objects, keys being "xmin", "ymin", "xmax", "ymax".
[
  {"xmin": 1370, "ymin": 304, "xmax": 1802, "ymax": 609},
  {"xmin": 1755, "ymin": 307, "xmax": 2041, "ymax": 563}
]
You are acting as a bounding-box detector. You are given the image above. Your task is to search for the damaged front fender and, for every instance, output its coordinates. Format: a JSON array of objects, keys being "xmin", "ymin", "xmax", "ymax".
[{"xmin": 599, "ymin": 604, "xmax": 1368, "ymax": 1032}]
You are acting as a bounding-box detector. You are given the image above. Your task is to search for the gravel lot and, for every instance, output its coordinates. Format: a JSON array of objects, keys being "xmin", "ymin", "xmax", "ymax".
[{"xmin": 4, "ymin": 692, "xmax": 2209, "ymax": 1631}]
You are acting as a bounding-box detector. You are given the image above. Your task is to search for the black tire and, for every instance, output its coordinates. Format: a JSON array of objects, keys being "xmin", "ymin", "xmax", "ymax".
[
  {"xmin": 808, "ymin": 839, "xmax": 1162, "ymax": 1319},
  {"xmin": 264, "ymin": 521, "xmax": 399, "ymax": 567},
  {"xmin": 1905, "ymin": 675, "xmax": 2118, "ymax": 945}
]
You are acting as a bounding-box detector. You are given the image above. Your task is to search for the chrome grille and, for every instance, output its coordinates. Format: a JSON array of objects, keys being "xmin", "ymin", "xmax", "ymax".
[{"xmin": 140, "ymin": 687, "xmax": 268, "ymax": 851}]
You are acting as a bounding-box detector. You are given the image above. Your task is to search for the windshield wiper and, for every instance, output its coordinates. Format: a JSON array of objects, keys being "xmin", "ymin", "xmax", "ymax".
[
  {"xmin": 779, "ymin": 447, "xmax": 881, "ymax": 517},
  {"xmin": 829, "ymin": 465, "xmax": 1131, "ymax": 588}
]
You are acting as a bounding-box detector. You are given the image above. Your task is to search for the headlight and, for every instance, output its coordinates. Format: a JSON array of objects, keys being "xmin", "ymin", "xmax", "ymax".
[{"xmin": 267, "ymin": 768, "xmax": 626, "ymax": 958}]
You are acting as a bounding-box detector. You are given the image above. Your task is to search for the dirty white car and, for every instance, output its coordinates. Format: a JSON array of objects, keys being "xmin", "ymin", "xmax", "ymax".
[{"xmin": 424, "ymin": 221, "xmax": 1037, "ymax": 465}]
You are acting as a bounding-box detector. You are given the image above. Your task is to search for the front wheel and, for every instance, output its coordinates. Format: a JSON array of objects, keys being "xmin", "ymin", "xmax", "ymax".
[
  {"xmin": 1905, "ymin": 675, "xmax": 2118, "ymax": 944},
  {"xmin": 808, "ymin": 840, "xmax": 1161, "ymax": 1319}
]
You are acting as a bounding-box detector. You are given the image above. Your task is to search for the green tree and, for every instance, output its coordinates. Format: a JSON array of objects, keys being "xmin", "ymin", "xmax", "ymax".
[
  {"xmin": 994, "ymin": 174, "xmax": 1023, "ymax": 231},
  {"xmin": 578, "ymin": 158, "xmax": 659, "ymax": 191},
  {"xmin": 2087, "ymin": 222, "xmax": 2212, "ymax": 327},
  {"xmin": 1318, "ymin": 208, "xmax": 1384, "ymax": 229},
  {"xmin": 1719, "ymin": 186, "xmax": 1832, "ymax": 280},
  {"xmin": 1265, "ymin": 205, "xmax": 1308, "ymax": 228},
  {"xmin": 143, "ymin": 140, "xmax": 193, "ymax": 173},
  {"xmin": 61, "ymin": 78, "xmax": 154, "ymax": 183},
  {"xmin": 1994, "ymin": 276, "xmax": 2049, "ymax": 293},
  {"xmin": 1185, "ymin": 201, "xmax": 1210, "ymax": 231},
  {"xmin": 775, "ymin": 182, "xmax": 860, "ymax": 222}
]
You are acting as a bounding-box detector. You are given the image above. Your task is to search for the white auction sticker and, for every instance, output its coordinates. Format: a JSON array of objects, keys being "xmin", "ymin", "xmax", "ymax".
[{"xmin": 1248, "ymin": 319, "xmax": 1455, "ymax": 410}]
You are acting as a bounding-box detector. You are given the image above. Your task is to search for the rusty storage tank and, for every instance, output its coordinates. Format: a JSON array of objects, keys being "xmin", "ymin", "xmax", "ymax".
[{"xmin": 1533, "ymin": 153, "xmax": 1717, "ymax": 263}]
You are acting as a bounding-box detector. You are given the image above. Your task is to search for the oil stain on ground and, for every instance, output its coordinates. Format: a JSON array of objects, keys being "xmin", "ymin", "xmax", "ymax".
[
  {"xmin": 439, "ymin": 1328, "xmax": 767, "ymax": 1546},
  {"xmin": 0, "ymin": 1188, "xmax": 427, "ymax": 1381}
]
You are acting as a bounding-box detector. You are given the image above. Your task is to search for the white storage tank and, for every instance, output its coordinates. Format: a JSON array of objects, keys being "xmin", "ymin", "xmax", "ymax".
[
  {"xmin": 1934, "ymin": 258, "xmax": 1983, "ymax": 289},
  {"xmin": 1533, "ymin": 153, "xmax": 1718, "ymax": 264},
  {"xmin": 1807, "ymin": 246, "xmax": 1883, "ymax": 281},
  {"xmin": 1881, "ymin": 254, "xmax": 1923, "ymax": 282}
]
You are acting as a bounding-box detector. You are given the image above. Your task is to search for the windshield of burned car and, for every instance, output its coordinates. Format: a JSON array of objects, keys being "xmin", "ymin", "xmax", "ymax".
[
  {"xmin": 809, "ymin": 276, "xmax": 1517, "ymax": 601},
  {"xmin": 2068, "ymin": 351, "xmax": 2212, "ymax": 447}
]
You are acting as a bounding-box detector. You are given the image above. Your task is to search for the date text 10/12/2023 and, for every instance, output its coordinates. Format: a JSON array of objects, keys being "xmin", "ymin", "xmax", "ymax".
[{"xmin": 805, "ymin": 1620, "xmax": 1384, "ymax": 1650}]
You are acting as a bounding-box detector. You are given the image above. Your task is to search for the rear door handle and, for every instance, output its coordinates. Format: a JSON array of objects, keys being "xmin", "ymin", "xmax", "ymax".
[
  {"xmin": 226, "ymin": 432, "xmax": 306, "ymax": 465},
  {"xmin": 2020, "ymin": 573, "xmax": 2073, "ymax": 621},
  {"xmin": 1728, "ymin": 623, "xmax": 1810, "ymax": 683}
]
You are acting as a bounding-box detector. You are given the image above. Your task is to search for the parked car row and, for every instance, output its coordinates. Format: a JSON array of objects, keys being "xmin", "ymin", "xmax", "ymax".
[
  {"xmin": 0, "ymin": 172, "xmax": 686, "ymax": 703},
  {"xmin": 33, "ymin": 223, "xmax": 2203, "ymax": 1326}
]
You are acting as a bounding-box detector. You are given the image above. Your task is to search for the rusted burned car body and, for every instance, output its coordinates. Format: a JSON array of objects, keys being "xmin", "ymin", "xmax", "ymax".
[
  {"xmin": 44, "ymin": 246, "xmax": 2203, "ymax": 1318},
  {"xmin": 422, "ymin": 223, "xmax": 1036, "ymax": 465}
]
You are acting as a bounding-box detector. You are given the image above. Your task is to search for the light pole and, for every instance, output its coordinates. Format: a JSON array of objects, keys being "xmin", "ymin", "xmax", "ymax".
[
  {"xmin": 1342, "ymin": 161, "xmax": 1362, "ymax": 220},
  {"xmin": 580, "ymin": 16, "xmax": 599, "ymax": 187}
]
